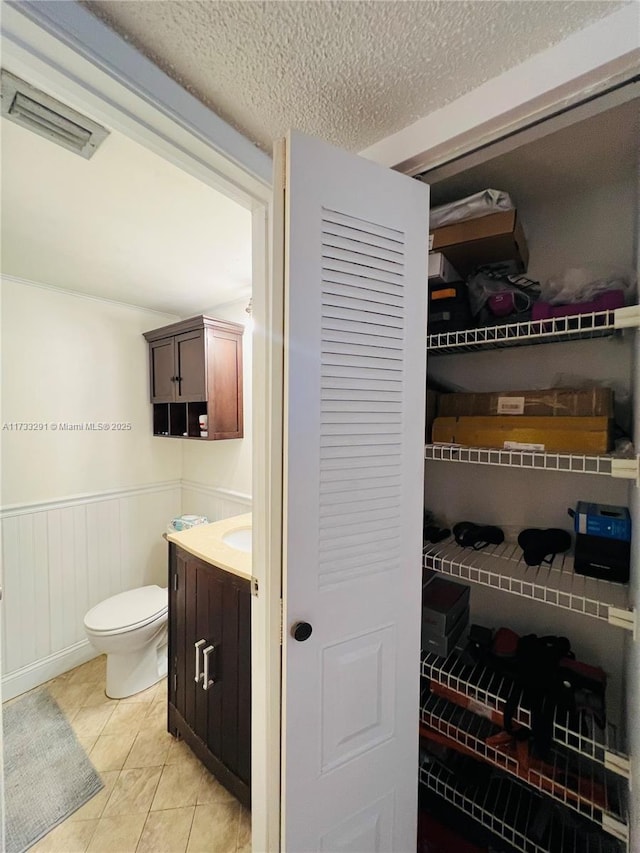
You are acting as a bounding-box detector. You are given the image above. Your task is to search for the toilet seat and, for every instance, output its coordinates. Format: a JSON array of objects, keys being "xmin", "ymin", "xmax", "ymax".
[{"xmin": 84, "ymin": 585, "xmax": 168, "ymax": 635}]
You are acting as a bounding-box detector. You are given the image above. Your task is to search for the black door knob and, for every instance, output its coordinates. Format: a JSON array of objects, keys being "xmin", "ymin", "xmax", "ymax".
[{"xmin": 291, "ymin": 622, "xmax": 313, "ymax": 642}]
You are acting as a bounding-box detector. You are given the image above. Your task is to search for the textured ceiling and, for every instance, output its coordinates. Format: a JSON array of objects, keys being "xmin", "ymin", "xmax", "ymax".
[
  {"xmin": 84, "ymin": 0, "xmax": 626, "ymax": 154},
  {"xmin": 1, "ymin": 117, "xmax": 252, "ymax": 315}
]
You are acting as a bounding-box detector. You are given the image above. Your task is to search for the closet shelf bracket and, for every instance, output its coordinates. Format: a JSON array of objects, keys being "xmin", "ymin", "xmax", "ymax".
[
  {"xmin": 613, "ymin": 305, "xmax": 640, "ymax": 330},
  {"xmin": 607, "ymin": 606, "xmax": 636, "ymax": 638},
  {"xmin": 610, "ymin": 456, "xmax": 640, "ymax": 483}
]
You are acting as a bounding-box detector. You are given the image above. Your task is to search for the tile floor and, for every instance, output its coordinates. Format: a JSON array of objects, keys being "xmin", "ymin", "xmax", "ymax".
[{"xmin": 7, "ymin": 656, "xmax": 251, "ymax": 853}]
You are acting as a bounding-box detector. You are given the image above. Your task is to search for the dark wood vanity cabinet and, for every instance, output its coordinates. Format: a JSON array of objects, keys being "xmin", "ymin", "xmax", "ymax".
[
  {"xmin": 144, "ymin": 315, "xmax": 243, "ymax": 440},
  {"xmin": 168, "ymin": 543, "xmax": 251, "ymax": 806}
]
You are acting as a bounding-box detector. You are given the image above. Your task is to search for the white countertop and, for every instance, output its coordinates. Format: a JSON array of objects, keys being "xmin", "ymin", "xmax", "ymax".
[{"xmin": 166, "ymin": 513, "xmax": 252, "ymax": 580}]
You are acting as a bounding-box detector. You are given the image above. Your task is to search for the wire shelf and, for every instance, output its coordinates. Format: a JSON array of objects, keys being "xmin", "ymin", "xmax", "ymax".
[
  {"xmin": 421, "ymin": 648, "xmax": 629, "ymax": 778},
  {"xmin": 419, "ymin": 754, "xmax": 626, "ymax": 853},
  {"xmin": 420, "ymin": 693, "xmax": 628, "ymax": 840},
  {"xmin": 424, "ymin": 443, "xmax": 618, "ymax": 475},
  {"xmin": 423, "ymin": 538, "xmax": 630, "ymax": 624},
  {"xmin": 427, "ymin": 310, "xmax": 619, "ymax": 354}
]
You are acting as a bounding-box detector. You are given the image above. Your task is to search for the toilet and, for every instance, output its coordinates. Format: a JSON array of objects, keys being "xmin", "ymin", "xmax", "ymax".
[{"xmin": 84, "ymin": 585, "xmax": 168, "ymax": 699}]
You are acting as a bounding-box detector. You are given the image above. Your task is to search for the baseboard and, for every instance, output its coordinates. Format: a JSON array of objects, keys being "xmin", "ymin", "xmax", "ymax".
[{"xmin": 2, "ymin": 640, "xmax": 100, "ymax": 702}]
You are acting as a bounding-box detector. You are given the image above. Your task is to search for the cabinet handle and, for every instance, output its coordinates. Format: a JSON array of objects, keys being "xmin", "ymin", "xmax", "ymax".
[
  {"xmin": 194, "ymin": 639, "xmax": 206, "ymax": 683},
  {"xmin": 202, "ymin": 644, "xmax": 216, "ymax": 690}
]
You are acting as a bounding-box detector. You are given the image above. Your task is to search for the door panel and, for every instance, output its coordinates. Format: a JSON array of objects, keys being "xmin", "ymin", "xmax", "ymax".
[
  {"xmin": 150, "ymin": 338, "xmax": 175, "ymax": 403},
  {"xmin": 175, "ymin": 330, "xmax": 206, "ymax": 401},
  {"xmin": 279, "ymin": 130, "xmax": 429, "ymax": 852}
]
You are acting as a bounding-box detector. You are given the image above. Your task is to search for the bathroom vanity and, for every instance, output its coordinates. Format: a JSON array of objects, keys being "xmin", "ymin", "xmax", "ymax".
[{"xmin": 166, "ymin": 514, "xmax": 252, "ymax": 807}]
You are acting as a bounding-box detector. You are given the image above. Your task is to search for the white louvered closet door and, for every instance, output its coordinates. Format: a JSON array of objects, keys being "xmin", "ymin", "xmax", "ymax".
[{"xmin": 279, "ymin": 131, "xmax": 429, "ymax": 852}]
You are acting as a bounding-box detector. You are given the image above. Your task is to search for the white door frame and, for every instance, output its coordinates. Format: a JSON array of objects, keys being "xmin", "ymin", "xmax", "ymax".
[{"xmin": 1, "ymin": 3, "xmax": 282, "ymax": 850}]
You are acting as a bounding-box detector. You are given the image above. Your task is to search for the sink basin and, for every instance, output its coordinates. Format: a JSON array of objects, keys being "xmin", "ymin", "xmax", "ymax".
[{"xmin": 222, "ymin": 527, "xmax": 252, "ymax": 553}]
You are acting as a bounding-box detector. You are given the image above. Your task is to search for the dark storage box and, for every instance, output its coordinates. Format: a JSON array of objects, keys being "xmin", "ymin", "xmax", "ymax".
[
  {"xmin": 428, "ymin": 281, "xmax": 473, "ymax": 336},
  {"xmin": 422, "ymin": 605, "xmax": 469, "ymax": 658},
  {"xmin": 422, "ymin": 577, "xmax": 470, "ymax": 635}
]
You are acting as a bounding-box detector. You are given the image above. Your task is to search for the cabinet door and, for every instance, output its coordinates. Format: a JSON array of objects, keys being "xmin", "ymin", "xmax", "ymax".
[
  {"xmin": 149, "ymin": 338, "xmax": 176, "ymax": 403},
  {"xmin": 175, "ymin": 330, "xmax": 206, "ymax": 402},
  {"xmin": 169, "ymin": 546, "xmax": 198, "ymax": 724},
  {"xmin": 208, "ymin": 330, "xmax": 243, "ymax": 438}
]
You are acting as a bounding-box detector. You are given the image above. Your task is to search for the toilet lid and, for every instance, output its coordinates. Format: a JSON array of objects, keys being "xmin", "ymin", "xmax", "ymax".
[{"xmin": 84, "ymin": 585, "xmax": 168, "ymax": 633}]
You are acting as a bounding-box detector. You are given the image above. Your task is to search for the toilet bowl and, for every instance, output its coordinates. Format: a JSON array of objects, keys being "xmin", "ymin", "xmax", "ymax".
[{"xmin": 84, "ymin": 585, "xmax": 168, "ymax": 699}]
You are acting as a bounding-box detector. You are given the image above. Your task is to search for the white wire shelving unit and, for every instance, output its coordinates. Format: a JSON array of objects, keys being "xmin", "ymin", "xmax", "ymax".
[
  {"xmin": 426, "ymin": 309, "xmax": 633, "ymax": 355},
  {"xmin": 420, "ymin": 693, "xmax": 629, "ymax": 842},
  {"xmin": 424, "ymin": 444, "xmax": 640, "ymax": 479},
  {"xmin": 419, "ymin": 755, "xmax": 626, "ymax": 853},
  {"xmin": 423, "ymin": 538, "xmax": 631, "ymax": 627},
  {"xmin": 421, "ymin": 648, "xmax": 630, "ymax": 778}
]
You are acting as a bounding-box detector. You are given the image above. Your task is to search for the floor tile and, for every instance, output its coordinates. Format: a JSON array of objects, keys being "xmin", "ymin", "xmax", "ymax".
[
  {"xmin": 187, "ymin": 802, "xmax": 240, "ymax": 853},
  {"xmin": 101, "ymin": 701, "xmax": 153, "ymax": 735},
  {"xmin": 67, "ymin": 656, "xmax": 107, "ymax": 685},
  {"xmin": 197, "ymin": 770, "xmax": 238, "ymax": 805},
  {"xmin": 70, "ymin": 704, "xmax": 115, "ymax": 737},
  {"xmin": 165, "ymin": 738, "xmax": 203, "ymax": 768},
  {"xmin": 136, "ymin": 806, "xmax": 195, "ymax": 853},
  {"xmin": 119, "ymin": 681, "xmax": 160, "ymax": 704},
  {"xmin": 30, "ymin": 818, "xmax": 99, "ymax": 853},
  {"xmin": 86, "ymin": 814, "xmax": 146, "ymax": 853},
  {"xmin": 103, "ymin": 766, "xmax": 163, "ymax": 817},
  {"xmin": 69, "ymin": 771, "xmax": 120, "ymax": 822},
  {"xmin": 89, "ymin": 732, "xmax": 136, "ymax": 772},
  {"xmin": 144, "ymin": 699, "xmax": 169, "ymax": 733},
  {"xmin": 47, "ymin": 680, "xmax": 95, "ymax": 713},
  {"xmin": 151, "ymin": 761, "xmax": 204, "ymax": 811},
  {"xmin": 124, "ymin": 728, "xmax": 173, "ymax": 769},
  {"xmin": 237, "ymin": 807, "xmax": 251, "ymax": 848},
  {"xmin": 81, "ymin": 684, "xmax": 119, "ymax": 709},
  {"xmin": 77, "ymin": 735, "xmax": 99, "ymax": 754}
]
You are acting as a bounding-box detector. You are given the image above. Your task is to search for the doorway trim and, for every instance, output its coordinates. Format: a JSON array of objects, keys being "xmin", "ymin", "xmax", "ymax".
[{"xmin": 1, "ymin": 3, "xmax": 281, "ymax": 850}]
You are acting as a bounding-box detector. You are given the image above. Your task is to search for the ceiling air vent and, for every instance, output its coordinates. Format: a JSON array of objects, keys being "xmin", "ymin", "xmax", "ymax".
[{"xmin": 1, "ymin": 70, "xmax": 109, "ymax": 159}]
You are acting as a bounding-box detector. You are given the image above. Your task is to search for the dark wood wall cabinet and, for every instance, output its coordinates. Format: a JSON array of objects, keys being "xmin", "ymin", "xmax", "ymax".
[
  {"xmin": 168, "ymin": 543, "xmax": 251, "ymax": 807},
  {"xmin": 143, "ymin": 315, "xmax": 243, "ymax": 440}
]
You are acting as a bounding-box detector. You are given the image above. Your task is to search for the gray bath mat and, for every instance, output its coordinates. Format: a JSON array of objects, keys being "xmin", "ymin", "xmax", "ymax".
[{"xmin": 3, "ymin": 688, "xmax": 104, "ymax": 853}]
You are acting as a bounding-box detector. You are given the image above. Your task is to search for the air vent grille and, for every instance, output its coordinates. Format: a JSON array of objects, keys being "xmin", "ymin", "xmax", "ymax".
[{"xmin": 1, "ymin": 70, "xmax": 109, "ymax": 159}]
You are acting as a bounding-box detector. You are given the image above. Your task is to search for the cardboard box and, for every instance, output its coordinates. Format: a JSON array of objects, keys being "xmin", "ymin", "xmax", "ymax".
[
  {"xmin": 422, "ymin": 577, "xmax": 470, "ymax": 634},
  {"xmin": 422, "ymin": 606, "xmax": 469, "ymax": 658},
  {"xmin": 430, "ymin": 209, "xmax": 529, "ymax": 276},
  {"xmin": 432, "ymin": 415, "xmax": 612, "ymax": 454},
  {"xmin": 437, "ymin": 387, "xmax": 613, "ymax": 419},
  {"xmin": 428, "ymin": 252, "xmax": 461, "ymax": 285},
  {"xmin": 425, "ymin": 389, "xmax": 438, "ymax": 442}
]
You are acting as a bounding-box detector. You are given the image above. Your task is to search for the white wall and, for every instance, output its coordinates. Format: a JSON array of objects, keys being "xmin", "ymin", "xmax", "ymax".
[
  {"xmin": 1, "ymin": 278, "xmax": 182, "ymax": 505},
  {"xmin": 181, "ymin": 298, "xmax": 253, "ymax": 513},
  {"xmin": 0, "ymin": 278, "xmax": 184, "ymax": 697}
]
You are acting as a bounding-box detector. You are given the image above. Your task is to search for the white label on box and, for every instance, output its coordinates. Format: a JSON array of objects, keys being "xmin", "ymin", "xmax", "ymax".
[
  {"xmin": 578, "ymin": 513, "xmax": 587, "ymax": 534},
  {"xmin": 504, "ymin": 441, "xmax": 545, "ymax": 451},
  {"xmin": 497, "ymin": 396, "xmax": 525, "ymax": 415},
  {"xmin": 428, "ymin": 233, "xmax": 434, "ymax": 250}
]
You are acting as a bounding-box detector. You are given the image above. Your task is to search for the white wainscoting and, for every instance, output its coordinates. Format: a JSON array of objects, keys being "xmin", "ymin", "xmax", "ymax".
[
  {"xmin": 1, "ymin": 481, "xmax": 182, "ymax": 700},
  {"xmin": 181, "ymin": 480, "xmax": 252, "ymax": 523}
]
